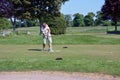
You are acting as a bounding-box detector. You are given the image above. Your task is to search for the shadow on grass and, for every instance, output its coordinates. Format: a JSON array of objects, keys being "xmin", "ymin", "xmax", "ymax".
[
  {"xmin": 28, "ymin": 49, "xmax": 42, "ymax": 51},
  {"xmin": 107, "ymin": 31, "xmax": 120, "ymax": 34}
]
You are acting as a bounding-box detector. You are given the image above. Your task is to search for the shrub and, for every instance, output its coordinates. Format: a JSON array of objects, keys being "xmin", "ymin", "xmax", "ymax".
[
  {"xmin": 46, "ymin": 15, "xmax": 66, "ymax": 35},
  {"xmin": 0, "ymin": 18, "xmax": 12, "ymax": 30}
]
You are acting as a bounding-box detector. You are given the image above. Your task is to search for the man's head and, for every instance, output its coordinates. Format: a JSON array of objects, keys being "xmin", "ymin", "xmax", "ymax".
[{"xmin": 43, "ymin": 23, "xmax": 47, "ymax": 28}]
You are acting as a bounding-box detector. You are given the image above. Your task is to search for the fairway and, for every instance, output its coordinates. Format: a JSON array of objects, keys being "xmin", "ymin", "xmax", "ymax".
[
  {"xmin": 0, "ymin": 44, "xmax": 120, "ymax": 76},
  {"xmin": 0, "ymin": 26, "xmax": 120, "ymax": 76},
  {"xmin": 1, "ymin": 0, "xmax": 120, "ymax": 78}
]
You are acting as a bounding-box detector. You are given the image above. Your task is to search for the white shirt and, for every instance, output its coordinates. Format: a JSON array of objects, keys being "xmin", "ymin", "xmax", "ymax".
[{"xmin": 42, "ymin": 25, "xmax": 51, "ymax": 37}]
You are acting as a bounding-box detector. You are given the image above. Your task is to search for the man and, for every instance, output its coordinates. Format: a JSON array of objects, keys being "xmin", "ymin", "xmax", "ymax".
[{"xmin": 42, "ymin": 22, "xmax": 53, "ymax": 52}]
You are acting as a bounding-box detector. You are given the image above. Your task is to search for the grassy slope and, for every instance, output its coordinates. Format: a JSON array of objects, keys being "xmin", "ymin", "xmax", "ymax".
[{"xmin": 0, "ymin": 26, "xmax": 120, "ymax": 45}]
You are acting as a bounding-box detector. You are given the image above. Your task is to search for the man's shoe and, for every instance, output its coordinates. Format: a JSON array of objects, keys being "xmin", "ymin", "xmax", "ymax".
[{"xmin": 48, "ymin": 49, "xmax": 54, "ymax": 52}]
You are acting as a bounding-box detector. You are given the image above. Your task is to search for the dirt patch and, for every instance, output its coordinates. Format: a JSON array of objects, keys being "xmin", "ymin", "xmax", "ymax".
[{"xmin": 0, "ymin": 71, "xmax": 119, "ymax": 80}]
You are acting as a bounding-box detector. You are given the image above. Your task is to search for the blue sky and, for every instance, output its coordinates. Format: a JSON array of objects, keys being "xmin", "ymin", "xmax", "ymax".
[{"xmin": 61, "ymin": 0, "xmax": 105, "ymax": 15}]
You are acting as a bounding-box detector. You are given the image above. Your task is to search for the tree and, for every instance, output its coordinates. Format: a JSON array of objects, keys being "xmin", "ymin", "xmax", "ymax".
[
  {"xmin": 0, "ymin": 0, "xmax": 68, "ymax": 33},
  {"xmin": 0, "ymin": 0, "xmax": 31, "ymax": 31},
  {"xmin": 95, "ymin": 11, "xmax": 112, "ymax": 26},
  {"xmin": 101, "ymin": 0, "xmax": 120, "ymax": 31},
  {"xmin": 84, "ymin": 12, "xmax": 95, "ymax": 26},
  {"xmin": 95, "ymin": 11, "xmax": 104, "ymax": 26},
  {"xmin": 64, "ymin": 14, "xmax": 72, "ymax": 27},
  {"xmin": 73, "ymin": 13, "xmax": 84, "ymax": 27},
  {"xmin": 30, "ymin": 0, "xmax": 68, "ymax": 34}
]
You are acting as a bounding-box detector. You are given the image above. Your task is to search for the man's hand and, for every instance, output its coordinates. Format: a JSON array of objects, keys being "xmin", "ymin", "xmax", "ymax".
[{"xmin": 43, "ymin": 33, "xmax": 48, "ymax": 36}]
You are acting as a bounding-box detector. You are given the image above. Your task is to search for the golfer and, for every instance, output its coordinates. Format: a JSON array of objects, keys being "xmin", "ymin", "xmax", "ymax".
[{"xmin": 41, "ymin": 22, "xmax": 53, "ymax": 52}]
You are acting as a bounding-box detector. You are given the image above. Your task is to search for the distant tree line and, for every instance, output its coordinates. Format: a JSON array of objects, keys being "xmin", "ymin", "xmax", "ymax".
[
  {"xmin": 64, "ymin": 0, "xmax": 120, "ymax": 32},
  {"xmin": 64, "ymin": 11, "xmax": 120, "ymax": 27}
]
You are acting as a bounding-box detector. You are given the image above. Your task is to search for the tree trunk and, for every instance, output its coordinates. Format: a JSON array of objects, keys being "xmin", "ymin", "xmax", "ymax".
[
  {"xmin": 10, "ymin": 18, "xmax": 16, "ymax": 32},
  {"xmin": 38, "ymin": 19, "xmax": 43, "ymax": 35},
  {"xmin": 114, "ymin": 21, "xmax": 117, "ymax": 32}
]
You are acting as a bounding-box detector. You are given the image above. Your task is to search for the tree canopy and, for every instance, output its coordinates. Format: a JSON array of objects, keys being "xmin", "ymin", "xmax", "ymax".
[
  {"xmin": 0, "ymin": 0, "xmax": 32, "ymax": 31},
  {"xmin": 84, "ymin": 12, "xmax": 95, "ymax": 26},
  {"xmin": 101, "ymin": 0, "xmax": 120, "ymax": 21},
  {"xmin": 30, "ymin": 0, "xmax": 68, "ymax": 19},
  {"xmin": 101, "ymin": 0, "xmax": 120, "ymax": 31},
  {"xmin": 73, "ymin": 13, "xmax": 84, "ymax": 27},
  {"xmin": 0, "ymin": 0, "xmax": 68, "ymax": 32}
]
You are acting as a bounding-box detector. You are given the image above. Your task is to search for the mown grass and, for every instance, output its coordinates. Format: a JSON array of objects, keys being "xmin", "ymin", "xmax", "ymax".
[
  {"xmin": 0, "ymin": 26, "xmax": 120, "ymax": 76},
  {"xmin": 66, "ymin": 26, "xmax": 120, "ymax": 34},
  {"xmin": 0, "ymin": 45, "xmax": 120, "ymax": 76},
  {"xmin": 0, "ymin": 26, "xmax": 120, "ymax": 45},
  {"xmin": 0, "ymin": 35, "xmax": 120, "ymax": 45}
]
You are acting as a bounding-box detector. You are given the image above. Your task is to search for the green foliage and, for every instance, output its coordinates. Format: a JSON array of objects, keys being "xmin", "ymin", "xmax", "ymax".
[
  {"xmin": 30, "ymin": 0, "xmax": 68, "ymax": 34},
  {"xmin": 0, "ymin": 0, "xmax": 68, "ymax": 32},
  {"xmin": 31, "ymin": 0, "xmax": 68, "ymax": 19},
  {"xmin": 95, "ymin": 11, "xmax": 104, "ymax": 26},
  {"xmin": 64, "ymin": 14, "xmax": 72, "ymax": 27},
  {"xmin": 111, "ymin": 21, "xmax": 120, "ymax": 26},
  {"xmin": 84, "ymin": 12, "xmax": 95, "ymax": 26},
  {"xmin": 73, "ymin": 13, "xmax": 85, "ymax": 27},
  {"xmin": 16, "ymin": 20, "xmax": 38, "ymax": 28},
  {"xmin": 102, "ymin": 21, "xmax": 111, "ymax": 26},
  {"xmin": 72, "ymin": 11, "xmax": 116, "ymax": 27},
  {"xmin": 45, "ymin": 15, "xmax": 66, "ymax": 35},
  {"xmin": 0, "ymin": 18, "xmax": 12, "ymax": 30}
]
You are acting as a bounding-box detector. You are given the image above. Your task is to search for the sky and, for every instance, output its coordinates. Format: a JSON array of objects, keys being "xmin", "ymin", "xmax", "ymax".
[{"xmin": 61, "ymin": 0, "xmax": 105, "ymax": 16}]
